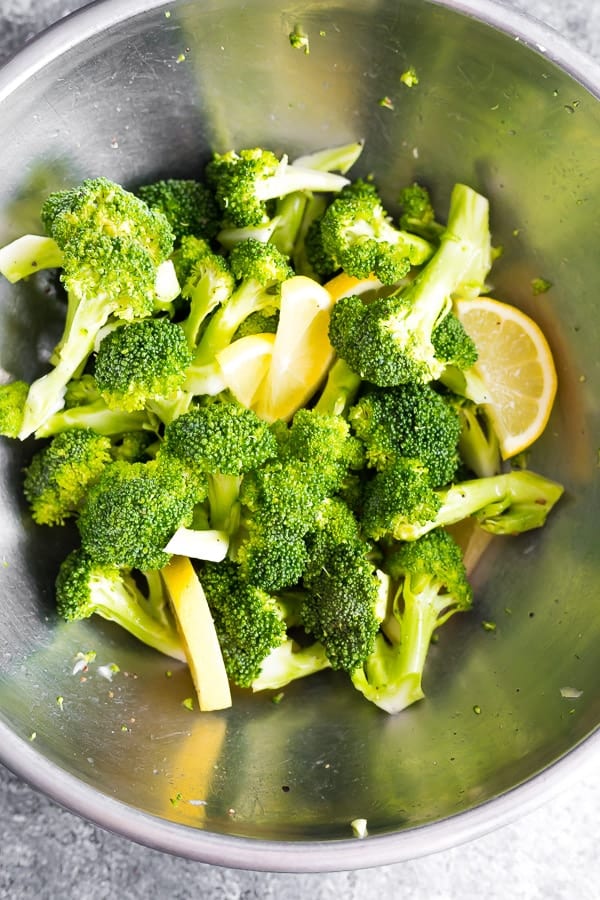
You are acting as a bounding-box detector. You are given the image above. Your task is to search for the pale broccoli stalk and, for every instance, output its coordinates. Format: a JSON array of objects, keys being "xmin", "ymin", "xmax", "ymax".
[
  {"xmin": 251, "ymin": 639, "xmax": 332, "ymax": 692},
  {"xmin": 0, "ymin": 234, "xmax": 64, "ymax": 282}
]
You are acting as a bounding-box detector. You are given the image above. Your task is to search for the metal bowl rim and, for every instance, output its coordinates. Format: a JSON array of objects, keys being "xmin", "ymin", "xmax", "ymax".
[{"xmin": 0, "ymin": 0, "xmax": 599, "ymax": 870}]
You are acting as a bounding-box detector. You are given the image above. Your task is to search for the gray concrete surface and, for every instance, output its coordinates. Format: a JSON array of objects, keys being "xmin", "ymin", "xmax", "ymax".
[{"xmin": 0, "ymin": 0, "xmax": 599, "ymax": 897}]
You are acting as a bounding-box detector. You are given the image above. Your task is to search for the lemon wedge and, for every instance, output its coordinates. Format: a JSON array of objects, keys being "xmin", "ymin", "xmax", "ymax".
[
  {"xmin": 454, "ymin": 296, "xmax": 557, "ymax": 459},
  {"xmin": 161, "ymin": 556, "xmax": 232, "ymax": 712},
  {"xmin": 216, "ymin": 332, "xmax": 275, "ymax": 408},
  {"xmin": 252, "ymin": 275, "xmax": 336, "ymax": 422}
]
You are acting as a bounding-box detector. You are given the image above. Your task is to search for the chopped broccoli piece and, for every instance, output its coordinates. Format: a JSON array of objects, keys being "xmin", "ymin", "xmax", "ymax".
[
  {"xmin": 0, "ymin": 234, "xmax": 64, "ymax": 283},
  {"xmin": 328, "ymin": 183, "xmax": 491, "ymax": 385},
  {"xmin": 0, "ymin": 380, "xmax": 29, "ymax": 438},
  {"xmin": 301, "ymin": 543, "xmax": 384, "ymax": 671},
  {"xmin": 205, "ymin": 147, "xmax": 350, "ymax": 228},
  {"xmin": 398, "ymin": 182, "xmax": 444, "ymax": 242},
  {"xmin": 361, "ymin": 463, "xmax": 564, "ymax": 542},
  {"xmin": 431, "ymin": 311, "xmax": 478, "ymax": 371},
  {"xmin": 171, "ymin": 235, "xmax": 235, "ymax": 348},
  {"xmin": 55, "ymin": 549, "xmax": 185, "ymax": 661},
  {"xmin": 162, "ymin": 396, "xmax": 278, "ymax": 532},
  {"xmin": 318, "ymin": 182, "xmax": 434, "ymax": 284},
  {"xmin": 184, "ymin": 238, "xmax": 293, "ymax": 394},
  {"xmin": 77, "ymin": 456, "xmax": 205, "ymax": 570},
  {"xmin": 348, "ymin": 382, "xmax": 461, "ymax": 485},
  {"xmin": 252, "ymin": 638, "xmax": 332, "ymax": 692},
  {"xmin": 198, "ymin": 559, "xmax": 289, "ymax": 688},
  {"xmin": 94, "ymin": 317, "xmax": 192, "ymax": 414},
  {"xmin": 351, "ymin": 529, "xmax": 472, "ymax": 713},
  {"xmin": 23, "ymin": 427, "xmax": 112, "ymax": 525},
  {"xmin": 137, "ymin": 178, "xmax": 220, "ymax": 243},
  {"xmin": 18, "ymin": 178, "xmax": 177, "ymax": 439}
]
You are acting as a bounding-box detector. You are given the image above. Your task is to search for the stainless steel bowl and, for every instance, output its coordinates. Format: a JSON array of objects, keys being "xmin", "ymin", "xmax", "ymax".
[{"xmin": 0, "ymin": 0, "xmax": 599, "ymax": 872}]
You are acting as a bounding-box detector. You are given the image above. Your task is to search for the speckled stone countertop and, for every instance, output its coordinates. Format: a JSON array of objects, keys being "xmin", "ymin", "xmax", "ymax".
[{"xmin": 0, "ymin": 1, "xmax": 599, "ymax": 897}]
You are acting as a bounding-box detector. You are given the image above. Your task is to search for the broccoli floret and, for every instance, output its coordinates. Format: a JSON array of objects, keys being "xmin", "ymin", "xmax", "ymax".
[
  {"xmin": 328, "ymin": 183, "xmax": 491, "ymax": 386},
  {"xmin": 431, "ymin": 311, "xmax": 478, "ymax": 371},
  {"xmin": 235, "ymin": 523, "xmax": 310, "ymax": 594},
  {"xmin": 398, "ymin": 182, "xmax": 445, "ymax": 242},
  {"xmin": 197, "ymin": 559, "xmax": 289, "ymax": 688},
  {"xmin": 172, "ymin": 236, "xmax": 235, "ymax": 348},
  {"xmin": 137, "ymin": 178, "xmax": 220, "ymax": 243},
  {"xmin": 93, "ymin": 317, "xmax": 192, "ymax": 416},
  {"xmin": 77, "ymin": 456, "xmax": 205, "ymax": 570},
  {"xmin": 205, "ymin": 147, "xmax": 350, "ymax": 228},
  {"xmin": 0, "ymin": 380, "xmax": 29, "ymax": 438},
  {"xmin": 110, "ymin": 430, "xmax": 157, "ymax": 463},
  {"xmin": 348, "ymin": 382, "xmax": 461, "ymax": 485},
  {"xmin": 55, "ymin": 549, "xmax": 185, "ymax": 661},
  {"xmin": 233, "ymin": 309, "xmax": 279, "ymax": 339},
  {"xmin": 18, "ymin": 178, "xmax": 177, "ymax": 439},
  {"xmin": 284, "ymin": 407, "xmax": 364, "ymax": 491},
  {"xmin": 361, "ymin": 462, "xmax": 564, "ymax": 542},
  {"xmin": 162, "ymin": 397, "xmax": 278, "ymax": 532},
  {"xmin": 318, "ymin": 183, "xmax": 434, "ymax": 284},
  {"xmin": 351, "ymin": 529, "xmax": 472, "ymax": 713},
  {"xmin": 23, "ymin": 427, "xmax": 112, "ymax": 525},
  {"xmin": 184, "ymin": 238, "xmax": 293, "ymax": 395},
  {"xmin": 301, "ymin": 543, "xmax": 384, "ymax": 671}
]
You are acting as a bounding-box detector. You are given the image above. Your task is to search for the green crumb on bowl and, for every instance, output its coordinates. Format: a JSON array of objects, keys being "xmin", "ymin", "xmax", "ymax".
[
  {"xmin": 289, "ymin": 27, "xmax": 310, "ymax": 54},
  {"xmin": 400, "ymin": 66, "xmax": 419, "ymax": 87},
  {"xmin": 182, "ymin": 696, "xmax": 194, "ymax": 710},
  {"xmin": 351, "ymin": 817, "xmax": 368, "ymax": 838},
  {"xmin": 378, "ymin": 96, "xmax": 394, "ymax": 110},
  {"xmin": 531, "ymin": 276, "xmax": 552, "ymax": 294}
]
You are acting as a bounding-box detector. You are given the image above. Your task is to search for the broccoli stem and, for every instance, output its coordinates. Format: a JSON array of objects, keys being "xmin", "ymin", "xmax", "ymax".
[
  {"xmin": 270, "ymin": 192, "xmax": 309, "ymax": 257},
  {"xmin": 256, "ymin": 166, "xmax": 349, "ymax": 202},
  {"xmin": 19, "ymin": 293, "xmax": 114, "ymax": 439},
  {"xmin": 251, "ymin": 639, "xmax": 331, "ymax": 692},
  {"xmin": 457, "ymin": 405, "xmax": 501, "ymax": 478},
  {"xmin": 92, "ymin": 574, "xmax": 186, "ymax": 661},
  {"xmin": 291, "ymin": 140, "xmax": 365, "ymax": 175},
  {"xmin": 35, "ymin": 399, "xmax": 153, "ymax": 438},
  {"xmin": 396, "ymin": 470, "xmax": 564, "ymax": 541},
  {"xmin": 207, "ymin": 473, "xmax": 242, "ymax": 534},
  {"xmin": 390, "ymin": 184, "xmax": 491, "ymax": 379},
  {"xmin": 192, "ymin": 282, "xmax": 271, "ymax": 367},
  {"xmin": 314, "ymin": 358, "xmax": 362, "ymax": 417},
  {"xmin": 163, "ymin": 526, "xmax": 230, "ymax": 562},
  {"xmin": 0, "ymin": 234, "xmax": 63, "ymax": 283}
]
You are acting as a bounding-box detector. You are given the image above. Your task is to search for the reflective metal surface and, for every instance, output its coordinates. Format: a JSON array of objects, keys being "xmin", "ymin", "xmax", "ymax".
[{"xmin": 0, "ymin": 0, "xmax": 599, "ymax": 871}]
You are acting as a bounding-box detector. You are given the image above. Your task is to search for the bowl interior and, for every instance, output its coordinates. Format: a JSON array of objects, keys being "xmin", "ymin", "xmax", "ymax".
[{"xmin": 0, "ymin": 0, "xmax": 599, "ymax": 869}]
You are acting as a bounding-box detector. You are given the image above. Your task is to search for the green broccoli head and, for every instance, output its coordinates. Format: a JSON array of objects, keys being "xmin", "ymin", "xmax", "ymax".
[
  {"xmin": 0, "ymin": 380, "xmax": 28, "ymax": 438},
  {"xmin": 432, "ymin": 311, "xmax": 478, "ymax": 371},
  {"xmin": 206, "ymin": 147, "xmax": 350, "ymax": 228},
  {"xmin": 348, "ymin": 382, "xmax": 461, "ymax": 486},
  {"xmin": 329, "ymin": 292, "xmax": 429, "ymax": 386},
  {"xmin": 228, "ymin": 237, "xmax": 294, "ymax": 286},
  {"xmin": 42, "ymin": 176, "xmax": 174, "ymax": 264},
  {"xmin": 319, "ymin": 185, "xmax": 433, "ymax": 285},
  {"xmin": 94, "ymin": 318, "xmax": 192, "ymax": 412},
  {"xmin": 236, "ymin": 522, "xmax": 310, "ymax": 593},
  {"xmin": 23, "ymin": 427, "xmax": 112, "ymax": 526},
  {"xmin": 77, "ymin": 456, "xmax": 204, "ymax": 570},
  {"xmin": 198, "ymin": 559, "xmax": 288, "ymax": 687},
  {"xmin": 137, "ymin": 178, "xmax": 221, "ymax": 243},
  {"xmin": 360, "ymin": 459, "xmax": 442, "ymax": 542},
  {"xmin": 162, "ymin": 397, "xmax": 278, "ymax": 476},
  {"xmin": 301, "ymin": 543, "xmax": 383, "ymax": 671},
  {"xmin": 398, "ymin": 182, "xmax": 445, "ymax": 242}
]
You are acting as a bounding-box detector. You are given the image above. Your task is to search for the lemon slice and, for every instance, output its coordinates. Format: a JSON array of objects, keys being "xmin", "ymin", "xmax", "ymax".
[
  {"xmin": 454, "ymin": 296, "xmax": 557, "ymax": 459},
  {"xmin": 252, "ymin": 275, "xmax": 336, "ymax": 422},
  {"xmin": 216, "ymin": 332, "xmax": 275, "ymax": 408},
  {"xmin": 161, "ymin": 556, "xmax": 232, "ymax": 711},
  {"xmin": 323, "ymin": 271, "xmax": 382, "ymax": 302}
]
